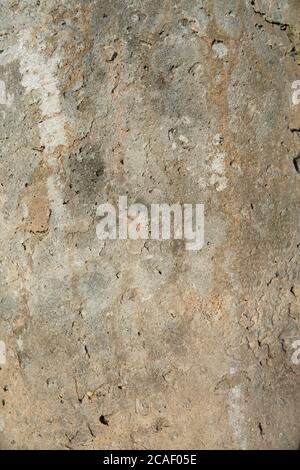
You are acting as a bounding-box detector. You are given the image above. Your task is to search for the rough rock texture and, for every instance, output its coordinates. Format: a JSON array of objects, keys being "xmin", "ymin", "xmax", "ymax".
[{"xmin": 0, "ymin": 0, "xmax": 300, "ymax": 450}]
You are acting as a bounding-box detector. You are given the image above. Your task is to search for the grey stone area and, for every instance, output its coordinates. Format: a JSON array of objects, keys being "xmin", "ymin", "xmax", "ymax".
[{"xmin": 0, "ymin": 0, "xmax": 300, "ymax": 449}]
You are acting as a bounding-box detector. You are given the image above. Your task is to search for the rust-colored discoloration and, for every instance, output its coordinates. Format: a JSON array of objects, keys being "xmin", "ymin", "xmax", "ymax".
[{"xmin": 20, "ymin": 162, "xmax": 51, "ymax": 235}]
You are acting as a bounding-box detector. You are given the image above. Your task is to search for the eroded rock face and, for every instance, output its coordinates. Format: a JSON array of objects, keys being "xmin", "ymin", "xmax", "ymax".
[{"xmin": 0, "ymin": 0, "xmax": 299, "ymax": 449}]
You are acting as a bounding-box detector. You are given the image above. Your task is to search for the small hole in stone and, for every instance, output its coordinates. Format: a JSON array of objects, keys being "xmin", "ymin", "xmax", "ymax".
[
  {"xmin": 293, "ymin": 155, "xmax": 300, "ymax": 174},
  {"xmin": 108, "ymin": 52, "xmax": 118, "ymax": 62},
  {"xmin": 99, "ymin": 414, "xmax": 109, "ymax": 426}
]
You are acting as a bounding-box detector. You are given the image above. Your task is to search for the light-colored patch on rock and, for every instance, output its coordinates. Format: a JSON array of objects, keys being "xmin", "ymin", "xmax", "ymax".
[
  {"xmin": 0, "ymin": 80, "xmax": 14, "ymax": 108},
  {"xmin": 228, "ymin": 367, "xmax": 246, "ymax": 450}
]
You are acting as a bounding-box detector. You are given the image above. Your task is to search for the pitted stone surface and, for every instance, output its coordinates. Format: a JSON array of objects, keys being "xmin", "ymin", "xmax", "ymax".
[{"xmin": 0, "ymin": 0, "xmax": 300, "ymax": 449}]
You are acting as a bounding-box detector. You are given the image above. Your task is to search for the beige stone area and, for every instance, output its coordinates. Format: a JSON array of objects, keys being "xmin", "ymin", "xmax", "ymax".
[{"xmin": 0, "ymin": 0, "xmax": 300, "ymax": 449}]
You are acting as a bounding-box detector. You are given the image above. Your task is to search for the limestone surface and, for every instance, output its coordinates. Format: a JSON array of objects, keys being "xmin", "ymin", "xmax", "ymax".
[{"xmin": 0, "ymin": 0, "xmax": 300, "ymax": 449}]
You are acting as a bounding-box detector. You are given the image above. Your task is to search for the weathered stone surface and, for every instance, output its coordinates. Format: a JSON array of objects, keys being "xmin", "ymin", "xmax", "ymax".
[{"xmin": 0, "ymin": 0, "xmax": 300, "ymax": 449}]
